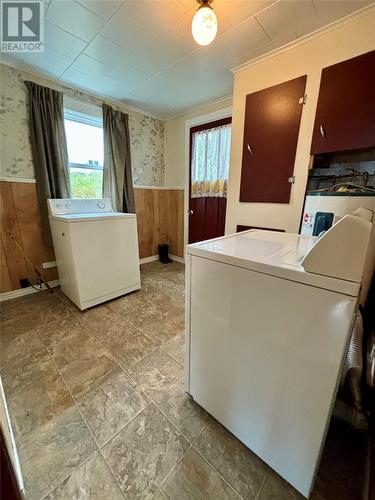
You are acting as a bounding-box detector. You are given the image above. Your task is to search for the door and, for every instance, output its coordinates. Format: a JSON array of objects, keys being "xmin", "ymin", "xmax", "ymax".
[
  {"xmin": 240, "ymin": 75, "xmax": 307, "ymax": 203},
  {"xmin": 311, "ymin": 50, "xmax": 375, "ymax": 155},
  {"xmin": 188, "ymin": 118, "xmax": 231, "ymax": 244}
]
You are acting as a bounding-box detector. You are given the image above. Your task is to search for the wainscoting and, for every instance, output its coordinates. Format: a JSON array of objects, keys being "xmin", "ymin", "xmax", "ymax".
[
  {"xmin": 0, "ymin": 181, "xmax": 58, "ymax": 293},
  {"xmin": 0, "ymin": 181, "xmax": 184, "ymax": 294},
  {"xmin": 134, "ymin": 188, "xmax": 184, "ymax": 259}
]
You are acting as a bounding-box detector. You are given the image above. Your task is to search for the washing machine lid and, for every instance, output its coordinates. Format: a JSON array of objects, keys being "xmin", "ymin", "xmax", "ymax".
[
  {"xmin": 186, "ymin": 229, "xmax": 361, "ymax": 296},
  {"xmin": 49, "ymin": 212, "xmax": 136, "ymax": 222}
]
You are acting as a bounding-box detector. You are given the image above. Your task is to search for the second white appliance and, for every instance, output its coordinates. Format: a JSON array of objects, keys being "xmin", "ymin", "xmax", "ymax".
[
  {"xmin": 49, "ymin": 198, "xmax": 140, "ymax": 310},
  {"xmin": 186, "ymin": 211, "xmax": 372, "ymax": 498}
]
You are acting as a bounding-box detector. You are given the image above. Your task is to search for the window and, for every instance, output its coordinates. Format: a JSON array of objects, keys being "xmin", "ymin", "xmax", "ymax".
[
  {"xmin": 191, "ymin": 121, "xmax": 231, "ymax": 198},
  {"xmin": 64, "ymin": 108, "xmax": 104, "ymax": 199}
]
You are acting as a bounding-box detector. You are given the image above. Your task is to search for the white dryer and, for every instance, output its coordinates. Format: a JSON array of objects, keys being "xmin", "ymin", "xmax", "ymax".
[
  {"xmin": 186, "ymin": 210, "xmax": 372, "ymax": 498},
  {"xmin": 48, "ymin": 198, "xmax": 140, "ymax": 310}
]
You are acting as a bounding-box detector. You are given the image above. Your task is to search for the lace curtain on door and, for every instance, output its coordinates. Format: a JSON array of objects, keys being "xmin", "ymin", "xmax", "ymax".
[{"xmin": 191, "ymin": 124, "xmax": 231, "ymax": 198}]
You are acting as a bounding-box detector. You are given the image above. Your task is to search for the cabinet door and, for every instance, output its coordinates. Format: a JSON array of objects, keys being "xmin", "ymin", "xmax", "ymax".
[
  {"xmin": 311, "ymin": 50, "xmax": 375, "ymax": 155},
  {"xmin": 240, "ymin": 75, "xmax": 306, "ymax": 203}
]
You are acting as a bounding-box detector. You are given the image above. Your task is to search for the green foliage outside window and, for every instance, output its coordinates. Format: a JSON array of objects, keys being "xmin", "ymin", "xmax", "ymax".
[{"xmin": 70, "ymin": 169, "xmax": 103, "ymax": 199}]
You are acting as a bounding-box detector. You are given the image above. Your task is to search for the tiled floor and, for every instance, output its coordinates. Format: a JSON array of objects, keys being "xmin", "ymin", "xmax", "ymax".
[{"xmin": 0, "ymin": 262, "xmax": 367, "ymax": 499}]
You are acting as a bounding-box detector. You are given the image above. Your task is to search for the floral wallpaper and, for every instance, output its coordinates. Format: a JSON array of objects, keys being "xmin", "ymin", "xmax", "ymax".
[{"xmin": 0, "ymin": 64, "xmax": 165, "ymax": 185}]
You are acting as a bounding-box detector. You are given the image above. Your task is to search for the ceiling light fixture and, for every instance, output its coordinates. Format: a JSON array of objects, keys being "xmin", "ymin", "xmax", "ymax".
[{"xmin": 192, "ymin": 0, "xmax": 217, "ymax": 46}]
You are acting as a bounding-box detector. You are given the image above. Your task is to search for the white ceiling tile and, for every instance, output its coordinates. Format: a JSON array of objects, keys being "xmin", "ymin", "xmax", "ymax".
[
  {"xmin": 84, "ymin": 34, "xmax": 125, "ymax": 68},
  {"xmin": 313, "ymin": 0, "xmax": 372, "ymax": 23},
  {"xmin": 60, "ymin": 67, "xmax": 98, "ymax": 91},
  {"xmin": 110, "ymin": 63, "xmax": 149, "ymax": 90},
  {"xmin": 60, "ymin": 68, "xmax": 125, "ymax": 100},
  {"xmin": 44, "ymin": 21, "xmax": 87, "ymax": 58},
  {"xmin": 24, "ymin": 48, "xmax": 74, "ymax": 77},
  {"xmin": 46, "ymin": 0, "xmax": 105, "ymax": 42},
  {"xmin": 101, "ymin": 6, "xmax": 195, "ymax": 73},
  {"xmin": 70, "ymin": 53, "xmax": 112, "ymax": 78},
  {"xmin": 76, "ymin": 0, "xmax": 124, "ymax": 20},
  {"xmin": 240, "ymin": 30, "xmax": 298, "ymax": 64},
  {"xmin": 123, "ymin": 1, "xmax": 186, "ymax": 29},
  {"xmin": 214, "ymin": 0, "xmax": 275, "ymax": 25},
  {"xmin": 256, "ymin": 0, "xmax": 321, "ymax": 39}
]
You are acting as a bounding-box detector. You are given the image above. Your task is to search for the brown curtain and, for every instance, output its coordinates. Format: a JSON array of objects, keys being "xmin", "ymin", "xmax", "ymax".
[
  {"xmin": 25, "ymin": 81, "xmax": 71, "ymax": 247},
  {"xmin": 102, "ymin": 103, "xmax": 135, "ymax": 213}
]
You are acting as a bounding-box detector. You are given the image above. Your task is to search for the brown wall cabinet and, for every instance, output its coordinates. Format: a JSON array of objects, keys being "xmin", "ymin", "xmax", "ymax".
[
  {"xmin": 311, "ymin": 50, "xmax": 375, "ymax": 155},
  {"xmin": 239, "ymin": 75, "xmax": 307, "ymax": 203}
]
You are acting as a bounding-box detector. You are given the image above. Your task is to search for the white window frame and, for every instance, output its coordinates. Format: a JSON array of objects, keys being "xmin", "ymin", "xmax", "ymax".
[{"xmin": 64, "ymin": 108, "xmax": 104, "ymax": 171}]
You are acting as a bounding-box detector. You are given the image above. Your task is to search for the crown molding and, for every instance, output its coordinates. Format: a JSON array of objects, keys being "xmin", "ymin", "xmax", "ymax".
[
  {"xmin": 232, "ymin": 4, "xmax": 375, "ymax": 74},
  {"xmin": 165, "ymin": 94, "xmax": 233, "ymax": 122}
]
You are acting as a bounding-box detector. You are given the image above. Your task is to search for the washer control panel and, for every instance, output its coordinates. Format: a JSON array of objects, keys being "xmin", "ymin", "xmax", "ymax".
[{"xmin": 48, "ymin": 198, "xmax": 113, "ymax": 215}]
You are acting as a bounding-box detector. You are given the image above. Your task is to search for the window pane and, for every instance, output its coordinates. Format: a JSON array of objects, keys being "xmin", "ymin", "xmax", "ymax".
[
  {"xmin": 70, "ymin": 167, "xmax": 103, "ymax": 199},
  {"xmin": 65, "ymin": 119, "xmax": 104, "ymax": 166}
]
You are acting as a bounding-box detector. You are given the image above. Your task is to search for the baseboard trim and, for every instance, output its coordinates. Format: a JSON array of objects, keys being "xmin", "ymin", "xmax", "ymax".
[
  {"xmin": 139, "ymin": 255, "xmax": 159, "ymax": 264},
  {"xmin": 170, "ymin": 254, "xmax": 185, "ymax": 264},
  {"xmin": 0, "ymin": 280, "xmax": 60, "ymax": 302},
  {"xmin": 139, "ymin": 255, "xmax": 185, "ymax": 264}
]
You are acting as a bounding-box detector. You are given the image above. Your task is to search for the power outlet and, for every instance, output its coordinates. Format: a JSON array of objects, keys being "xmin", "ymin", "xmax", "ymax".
[{"xmin": 20, "ymin": 278, "xmax": 30, "ymax": 288}]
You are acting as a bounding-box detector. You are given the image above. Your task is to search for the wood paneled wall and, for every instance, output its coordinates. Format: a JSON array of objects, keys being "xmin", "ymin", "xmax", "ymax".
[
  {"xmin": 134, "ymin": 188, "xmax": 184, "ymax": 259},
  {"xmin": 1, "ymin": 182, "xmax": 184, "ymax": 293},
  {"xmin": 0, "ymin": 181, "xmax": 58, "ymax": 293}
]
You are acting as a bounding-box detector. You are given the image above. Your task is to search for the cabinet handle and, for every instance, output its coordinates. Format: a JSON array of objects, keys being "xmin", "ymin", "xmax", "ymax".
[
  {"xmin": 319, "ymin": 124, "xmax": 326, "ymax": 139},
  {"xmin": 247, "ymin": 144, "xmax": 253, "ymax": 155}
]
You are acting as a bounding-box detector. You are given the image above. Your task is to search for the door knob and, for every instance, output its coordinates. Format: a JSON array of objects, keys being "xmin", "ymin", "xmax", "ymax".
[
  {"xmin": 319, "ymin": 124, "xmax": 325, "ymax": 139},
  {"xmin": 188, "ymin": 210, "xmax": 194, "ymax": 215},
  {"xmin": 247, "ymin": 144, "xmax": 254, "ymax": 155}
]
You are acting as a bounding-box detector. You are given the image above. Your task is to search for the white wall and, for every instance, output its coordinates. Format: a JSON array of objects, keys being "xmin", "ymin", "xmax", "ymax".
[
  {"xmin": 226, "ymin": 8, "xmax": 375, "ymax": 235},
  {"xmin": 164, "ymin": 98, "xmax": 232, "ymax": 187}
]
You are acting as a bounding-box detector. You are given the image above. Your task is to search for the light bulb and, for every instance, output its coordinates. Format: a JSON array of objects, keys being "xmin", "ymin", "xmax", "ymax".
[{"xmin": 192, "ymin": 5, "xmax": 217, "ymax": 46}]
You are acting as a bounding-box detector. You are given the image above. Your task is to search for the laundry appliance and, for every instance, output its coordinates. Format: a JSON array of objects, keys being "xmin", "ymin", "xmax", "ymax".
[
  {"xmin": 48, "ymin": 198, "xmax": 140, "ymax": 310},
  {"xmin": 185, "ymin": 209, "xmax": 373, "ymax": 498},
  {"xmin": 300, "ymin": 191, "xmax": 375, "ymax": 236},
  {"xmin": 300, "ymin": 191, "xmax": 375, "ymax": 303}
]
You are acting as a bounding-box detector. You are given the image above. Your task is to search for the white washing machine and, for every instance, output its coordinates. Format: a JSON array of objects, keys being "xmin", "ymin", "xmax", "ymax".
[
  {"xmin": 48, "ymin": 198, "xmax": 140, "ymax": 310},
  {"xmin": 185, "ymin": 210, "xmax": 372, "ymax": 498}
]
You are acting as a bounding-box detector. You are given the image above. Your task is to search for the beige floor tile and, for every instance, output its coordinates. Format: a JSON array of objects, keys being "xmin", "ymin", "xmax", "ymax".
[
  {"xmin": 108, "ymin": 284, "xmax": 161, "ymax": 316},
  {"xmin": 258, "ymin": 470, "xmax": 303, "ymax": 499},
  {"xmin": 46, "ymin": 327, "xmax": 104, "ymax": 369},
  {"xmin": 0, "ymin": 329, "xmax": 45, "ymax": 368},
  {"xmin": 127, "ymin": 348, "xmax": 183, "ymax": 400},
  {"xmin": 28, "ymin": 301, "xmax": 73, "ymax": 327},
  {"xmin": 194, "ymin": 417, "xmax": 269, "ymax": 498},
  {"xmin": 7, "ymin": 372, "xmax": 73, "ymax": 438},
  {"xmin": 2, "ymin": 349, "xmax": 57, "ymax": 396},
  {"xmin": 161, "ymin": 333, "xmax": 185, "ymax": 365},
  {"xmin": 60, "ymin": 353, "xmax": 121, "ymax": 399},
  {"xmin": 44, "ymin": 451, "xmax": 123, "ymax": 500},
  {"xmin": 0, "ymin": 298, "xmax": 27, "ymax": 322},
  {"xmin": 102, "ymin": 404, "xmax": 189, "ymax": 498},
  {"xmin": 77, "ymin": 371, "xmax": 149, "ymax": 447},
  {"xmin": 22, "ymin": 291, "xmax": 60, "ymax": 309},
  {"xmin": 36, "ymin": 311, "xmax": 83, "ymax": 341},
  {"xmin": 158, "ymin": 447, "xmax": 239, "ymax": 499},
  {"xmin": 155, "ymin": 379, "xmax": 207, "ymax": 442},
  {"xmin": 128, "ymin": 306, "xmax": 184, "ymax": 346},
  {"xmin": 98, "ymin": 320, "xmax": 157, "ymax": 368},
  {"xmin": 18, "ymin": 406, "xmax": 96, "ymax": 500},
  {"xmin": 0, "ymin": 315, "xmax": 35, "ymax": 342}
]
